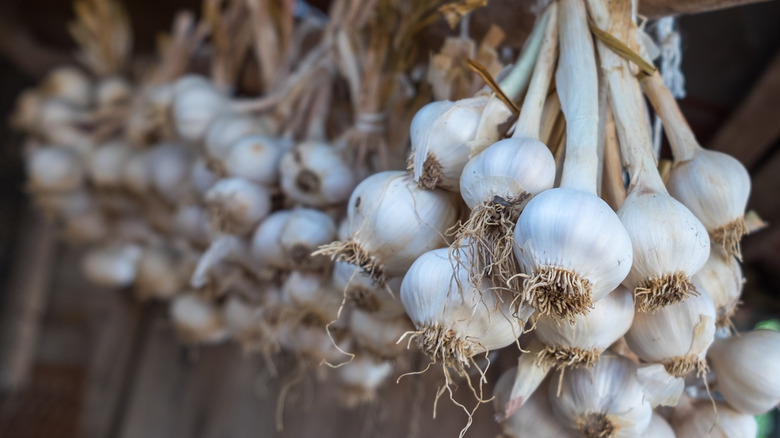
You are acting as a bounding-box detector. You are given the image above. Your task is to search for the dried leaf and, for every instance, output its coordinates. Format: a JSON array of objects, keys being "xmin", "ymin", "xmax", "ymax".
[{"xmin": 438, "ymin": 0, "xmax": 488, "ymax": 29}]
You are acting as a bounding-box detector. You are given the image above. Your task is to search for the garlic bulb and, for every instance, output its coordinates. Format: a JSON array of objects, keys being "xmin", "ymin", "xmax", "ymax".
[
  {"xmin": 535, "ymin": 285, "xmax": 634, "ymax": 369},
  {"xmin": 549, "ymin": 354, "xmax": 652, "ymax": 438},
  {"xmin": 409, "ymin": 96, "xmax": 486, "ymax": 191},
  {"xmin": 625, "ymin": 291, "xmax": 715, "ymax": 406},
  {"xmin": 642, "ymin": 73, "xmax": 751, "ymax": 259},
  {"xmin": 692, "ymin": 246, "xmax": 743, "ymax": 328},
  {"xmin": 496, "ymin": 340, "xmax": 552, "ymax": 420},
  {"xmin": 276, "ymin": 321, "xmax": 352, "ymax": 364},
  {"xmin": 174, "ymin": 205, "xmax": 212, "ymax": 247},
  {"xmin": 172, "ymin": 75, "xmax": 229, "ymax": 142},
  {"xmin": 82, "ymin": 244, "xmax": 142, "ymax": 288},
  {"xmin": 95, "ymin": 76, "xmax": 132, "ymax": 109},
  {"xmin": 204, "ymin": 112, "xmax": 264, "ymax": 163},
  {"xmin": 27, "ymin": 146, "xmax": 85, "ymax": 193},
  {"xmin": 279, "ymin": 208, "xmax": 336, "ymax": 268},
  {"xmin": 40, "ymin": 66, "xmax": 91, "ymax": 107},
  {"xmin": 708, "ymin": 329, "xmax": 780, "ymax": 415},
  {"xmin": 331, "ymin": 261, "xmax": 406, "ymax": 318},
  {"xmin": 224, "ymin": 135, "xmax": 285, "ymax": 186},
  {"xmin": 190, "ymin": 157, "xmax": 219, "ymax": 196},
  {"xmin": 400, "ymin": 248, "xmax": 527, "ymax": 371},
  {"xmin": 122, "ymin": 150, "xmax": 152, "ymax": 194},
  {"xmin": 149, "ymin": 143, "xmax": 194, "ymax": 203},
  {"xmin": 283, "ymin": 270, "xmax": 342, "ymax": 325},
  {"xmin": 494, "ymin": 370, "xmax": 573, "ymax": 438},
  {"xmin": 251, "ymin": 210, "xmax": 294, "ymax": 270},
  {"xmin": 222, "ymin": 295, "xmax": 262, "ymax": 341},
  {"xmin": 317, "ymin": 171, "xmax": 458, "ymax": 285},
  {"xmin": 170, "ymin": 293, "xmax": 229, "ymax": 344},
  {"xmin": 645, "ymin": 412, "xmax": 676, "ymax": 438},
  {"xmin": 672, "ymin": 401, "xmax": 757, "ymax": 438},
  {"xmin": 89, "ymin": 140, "xmax": 134, "ymax": 188},
  {"xmin": 279, "ymin": 141, "xmax": 356, "ymax": 207},
  {"xmin": 349, "ymin": 309, "xmax": 412, "ymax": 358},
  {"xmin": 335, "ymin": 355, "xmax": 393, "ymax": 406},
  {"xmin": 135, "ymin": 246, "xmax": 185, "ymax": 301},
  {"xmin": 204, "ymin": 178, "xmax": 271, "ymax": 234}
]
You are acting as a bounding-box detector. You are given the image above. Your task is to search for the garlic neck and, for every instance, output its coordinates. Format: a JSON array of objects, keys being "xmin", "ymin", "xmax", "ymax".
[
  {"xmin": 557, "ymin": 0, "xmax": 599, "ymax": 195},
  {"xmin": 642, "ymin": 73, "xmax": 700, "ymax": 162},
  {"xmin": 499, "ymin": 7, "xmax": 552, "ymax": 100}
]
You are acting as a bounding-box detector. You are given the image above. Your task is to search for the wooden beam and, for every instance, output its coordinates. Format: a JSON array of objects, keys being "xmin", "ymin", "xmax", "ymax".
[{"xmin": 638, "ymin": 0, "xmax": 774, "ymax": 18}]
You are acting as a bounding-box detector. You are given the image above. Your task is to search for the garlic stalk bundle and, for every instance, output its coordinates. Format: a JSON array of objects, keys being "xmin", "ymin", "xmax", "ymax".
[
  {"xmin": 642, "ymin": 73, "xmax": 751, "ymax": 259},
  {"xmin": 708, "ymin": 329, "xmax": 780, "ymax": 415},
  {"xmin": 590, "ymin": 0, "xmax": 710, "ymax": 312},
  {"xmin": 535, "ymin": 285, "xmax": 634, "ymax": 370},
  {"xmin": 549, "ymin": 354, "xmax": 653, "ymax": 438},
  {"xmin": 170, "ymin": 293, "xmax": 229, "ymax": 344},
  {"xmin": 172, "ymin": 75, "xmax": 229, "ymax": 142},
  {"xmin": 625, "ymin": 291, "xmax": 716, "ymax": 406},
  {"xmin": 672, "ymin": 400, "xmax": 757, "ymax": 438},
  {"xmin": 26, "ymin": 146, "xmax": 85, "ymax": 193},
  {"xmin": 283, "ymin": 270, "xmax": 342, "ymax": 325},
  {"xmin": 645, "ymin": 412, "xmax": 676, "ymax": 438},
  {"xmin": 82, "ymin": 243, "xmax": 142, "ymax": 288},
  {"xmin": 349, "ymin": 309, "xmax": 413, "ymax": 359},
  {"xmin": 224, "ymin": 135, "xmax": 285, "ymax": 186},
  {"xmin": 335, "ymin": 355, "xmax": 393, "ymax": 406},
  {"xmin": 494, "ymin": 370, "xmax": 574, "ymax": 438},
  {"xmin": 89, "ymin": 139, "xmax": 134, "ymax": 188},
  {"xmin": 692, "ymin": 246, "xmax": 743, "ymax": 328},
  {"xmin": 134, "ymin": 246, "xmax": 186, "ymax": 301},
  {"xmin": 204, "ymin": 177, "xmax": 271, "ymax": 234},
  {"xmin": 316, "ymin": 171, "xmax": 458, "ymax": 285},
  {"xmin": 251, "ymin": 210, "xmax": 295, "ymax": 270},
  {"xmin": 400, "ymin": 248, "xmax": 528, "ymax": 373},
  {"xmin": 149, "ymin": 143, "xmax": 195, "ymax": 203},
  {"xmin": 279, "ymin": 141, "xmax": 356, "ymax": 207},
  {"xmin": 455, "ymin": 4, "xmax": 557, "ymax": 289},
  {"xmin": 279, "ymin": 208, "xmax": 336, "ymax": 269},
  {"xmin": 331, "ymin": 261, "xmax": 406, "ymax": 318},
  {"xmin": 513, "ymin": 0, "xmax": 632, "ymax": 320}
]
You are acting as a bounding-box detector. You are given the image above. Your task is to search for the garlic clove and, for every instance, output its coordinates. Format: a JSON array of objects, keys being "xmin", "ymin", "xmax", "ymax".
[
  {"xmin": 494, "ymin": 369, "xmax": 574, "ymax": 438},
  {"xmin": 636, "ymin": 363, "xmax": 685, "ymax": 407},
  {"xmin": 672, "ymin": 400, "xmax": 757, "ymax": 438},
  {"xmin": 279, "ymin": 141, "xmax": 356, "ymax": 207},
  {"xmin": 498, "ymin": 340, "xmax": 551, "ymax": 420}
]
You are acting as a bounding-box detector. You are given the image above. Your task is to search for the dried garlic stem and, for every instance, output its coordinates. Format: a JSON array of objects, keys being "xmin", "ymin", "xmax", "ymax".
[{"xmin": 641, "ymin": 73, "xmax": 698, "ymax": 161}]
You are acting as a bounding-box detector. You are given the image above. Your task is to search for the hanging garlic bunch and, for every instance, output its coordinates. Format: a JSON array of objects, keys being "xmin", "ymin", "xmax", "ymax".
[
  {"xmin": 590, "ymin": 0, "xmax": 710, "ymax": 312},
  {"xmin": 642, "ymin": 72, "xmax": 751, "ymax": 259},
  {"xmin": 549, "ymin": 354, "xmax": 653, "ymax": 438},
  {"xmin": 455, "ymin": 4, "xmax": 557, "ymax": 289},
  {"xmin": 514, "ymin": 0, "xmax": 632, "ymax": 319},
  {"xmin": 534, "ymin": 285, "xmax": 634, "ymax": 370},
  {"xmin": 279, "ymin": 141, "xmax": 357, "ymax": 207},
  {"xmin": 316, "ymin": 171, "xmax": 458, "ymax": 286},
  {"xmin": 692, "ymin": 246, "xmax": 743, "ymax": 328},
  {"xmin": 707, "ymin": 329, "xmax": 780, "ymax": 415},
  {"xmin": 331, "ymin": 261, "xmax": 406, "ymax": 318},
  {"xmin": 672, "ymin": 400, "xmax": 757, "ymax": 438},
  {"xmin": 625, "ymin": 291, "xmax": 716, "ymax": 406},
  {"xmin": 493, "ymin": 369, "xmax": 574, "ymax": 438}
]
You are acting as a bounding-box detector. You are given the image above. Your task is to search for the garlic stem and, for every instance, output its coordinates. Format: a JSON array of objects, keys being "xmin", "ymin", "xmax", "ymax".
[
  {"xmin": 642, "ymin": 73, "xmax": 699, "ymax": 162},
  {"xmin": 498, "ymin": 7, "xmax": 552, "ymax": 100},
  {"xmin": 557, "ymin": 0, "xmax": 599, "ymax": 195},
  {"xmin": 588, "ymin": 0, "xmax": 667, "ymax": 194},
  {"xmin": 513, "ymin": 3, "xmax": 558, "ymax": 141}
]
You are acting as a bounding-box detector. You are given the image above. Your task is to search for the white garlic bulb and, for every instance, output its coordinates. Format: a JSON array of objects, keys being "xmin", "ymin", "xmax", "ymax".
[
  {"xmin": 409, "ymin": 96, "xmax": 486, "ymax": 191},
  {"xmin": 204, "ymin": 178, "xmax": 271, "ymax": 234},
  {"xmin": 535, "ymin": 285, "xmax": 634, "ymax": 369},
  {"xmin": 692, "ymin": 246, "xmax": 743, "ymax": 327},
  {"xmin": 331, "ymin": 261, "xmax": 406, "ymax": 318},
  {"xmin": 40, "ymin": 66, "xmax": 91, "ymax": 107},
  {"xmin": 672, "ymin": 401, "xmax": 757, "ymax": 438},
  {"xmin": 224, "ymin": 135, "xmax": 285, "ymax": 186},
  {"xmin": 95, "ymin": 76, "xmax": 132, "ymax": 108},
  {"xmin": 318, "ymin": 171, "xmax": 458, "ymax": 285},
  {"xmin": 172, "ymin": 75, "xmax": 229, "ymax": 142},
  {"xmin": 401, "ymin": 248, "xmax": 527, "ymax": 371},
  {"xmin": 625, "ymin": 291, "xmax": 716, "ymax": 406},
  {"xmin": 708, "ymin": 329, "xmax": 780, "ymax": 415},
  {"xmin": 170, "ymin": 293, "xmax": 229, "ymax": 344},
  {"xmin": 283, "ymin": 270, "xmax": 342, "ymax": 325},
  {"xmin": 82, "ymin": 244, "xmax": 142, "ymax": 288},
  {"xmin": 276, "ymin": 321, "xmax": 352, "ymax": 364},
  {"xmin": 190, "ymin": 157, "xmax": 219, "ymax": 196},
  {"xmin": 494, "ymin": 369, "xmax": 573, "ymax": 438},
  {"xmin": 122, "ymin": 150, "xmax": 152, "ymax": 194},
  {"xmin": 549, "ymin": 355, "xmax": 652, "ymax": 438},
  {"xmin": 645, "ymin": 412, "xmax": 676, "ymax": 438},
  {"xmin": 174, "ymin": 205, "xmax": 212, "ymax": 247},
  {"xmin": 250, "ymin": 210, "xmax": 294, "ymax": 270},
  {"xmin": 149, "ymin": 143, "xmax": 194, "ymax": 203},
  {"xmin": 204, "ymin": 112, "xmax": 264, "ymax": 163},
  {"xmin": 349, "ymin": 309, "xmax": 412, "ymax": 358},
  {"xmin": 89, "ymin": 140, "xmax": 134, "ymax": 188},
  {"xmin": 27, "ymin": 146, "xmax": 85, "ymax": 193},
  {"xmin": 279, "ymin": 208, "xmax": 336, "ymax": 268},
  {"xmin": 335, "ymin": 355, "xmax": 393, "ymax": 406},
  {"xmin": 134, "ymin": 246, "xmax": 185, "ymax": 301},
  {"xmin": 279, "ymin": 141, "xmax": 356, "ymax": 207}
]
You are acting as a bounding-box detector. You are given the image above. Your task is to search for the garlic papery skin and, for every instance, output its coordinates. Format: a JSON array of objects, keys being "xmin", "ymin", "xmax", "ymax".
[
  {"xmin": 82, "ymin": 244, "xmax": 142, "ymax": 289},
  {"xmin": 170, "ymin": 293, "xmax": 229, "ymax": 344},
  {"xmin": 204, "ymin": 112, "xmax": 264, "ymax": 164},
  {"xmin": 335, "ymin": 355, "xmax": 393, "ymax": 406},
  {"xmin": 279, "ymin": 208, "xmax": 336, "ymax": 269},
  {"xmin": 149, "ymin": 143, "xmax": 194, "ymax": 203},
  {"xmin": 204, "ymin": 178, "xmax": 271, "ymax": 234},
  {"xmin": 494, "ymin": 370, "xmax": 574, "ymax": 438},
  {"xmin": 590, "ymin": 0, "xmax": 711, "ymax": 313},
  {"xmin": 625, "ymin": 291, "xmax": 716, "ymax": 406},
  {"xmin": 134, "ymin": 246, "xmax": 185, "ymax": 301},
  {"xmin": 27, "ymin": 146, "xmax": 85, "ymax": 193},
  {"xmin": 224, "ymin": 135, "xmax": 285, "ymax": 186},
  {"xmin": 279, "ymin": 141, "xmax": 356, "ymax": 207},
  {"xmin": 708, "ymin": 329, "xmax": 780, "ymax": 415},
  {"xmin": 497, "ymin": 340, "xmax": 552, "ymax": 420},
  {"xmin": 283, "ymin": 270, "xmax": 342, "ymax": 325},
  {"xmin": 642, "ymin": 73, "xmax": 751, "ymax": 260},
  {"xmin": 349, "ymin": 309, "xmax": 412, "ymax": 359},
  {"xmin": 409, "ymin": 96, "xmax": 486, "ymax": 191},
  {"xmin": 692, "ymin": 246, "xmax": 743, "ymax": 328},
  {"xmin": 317, "ymin": 171, "xmax": 458, "ymax": 285},
  {"xmin": 645, "ymin": 412, "xmax": 676, "ymax": 438},
  {"xmin": 512, "ymin": 0, "xmax": 632, "ymax": 321},
  {"xmin": 172, "ymin": 75, "xmax": 229, "ymax": 142},
  {"xmin": 535, "ymin": 285, "xmax": 634, "ymax": 370},
  {"xmin": 672, "ymin": 401, "xmax": 757, "ymax": 438},
  {"xmin": 89, "ymin": 140, "xmax": 134, "ymax": 188},
  {"xmin": 250, "ymin": 210, "xmax": 294, "ymax": 270},
  {"xmin": 400, "ymin": 248, "xmax": 527, "ymax": 372},
  {"xmin": 550, "ymin": 355, "xmax": 653, "ymax": 438},
  {"xmin": 331, "ymin": 261, "xmax": 406, "ymax": 318}
]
